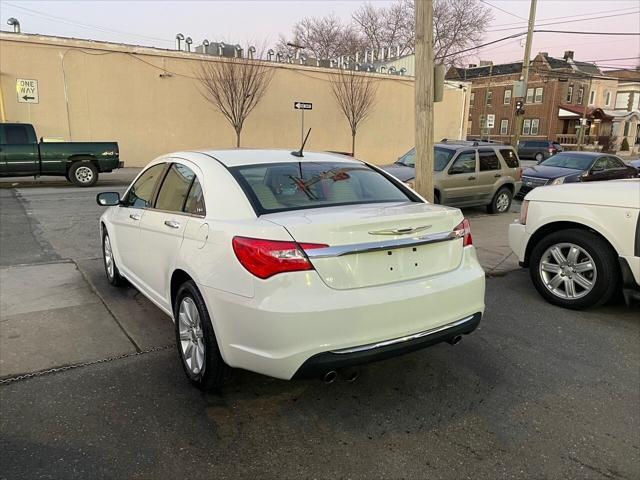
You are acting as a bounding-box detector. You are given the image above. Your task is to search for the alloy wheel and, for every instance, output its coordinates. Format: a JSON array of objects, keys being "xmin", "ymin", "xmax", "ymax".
[
  {"xmin": 178, "ymin": 297, "xmax": 205, "ymax": 375},
  {"xmin": 103, "ymin": 235, "xmax": 114, "ymax": 280},
  {"xmin": 539, "ymin": 242, "xmax": 597, "ymax": 300},
  {"xmin": 496, "ymin": 192, "xmax": 510, "ymax": 212}
]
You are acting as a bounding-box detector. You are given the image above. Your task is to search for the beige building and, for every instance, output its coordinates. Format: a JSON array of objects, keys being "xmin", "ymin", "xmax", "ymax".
[{"xmin": 0, "ymin": 32, "xmax": 470, "ymax": 167}]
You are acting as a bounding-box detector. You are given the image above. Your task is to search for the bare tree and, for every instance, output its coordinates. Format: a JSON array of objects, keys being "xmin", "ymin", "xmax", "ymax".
[
  {"xmin": 329, "ymin": 70, "xmax": 378, "ymax": 156},
  {"xmin": 352, "ymin": 0, "xmax": 415, "ymax": 55},
  {"xmin": 196, "ymin": 58, "xmax": 274, "ymax": 147}
]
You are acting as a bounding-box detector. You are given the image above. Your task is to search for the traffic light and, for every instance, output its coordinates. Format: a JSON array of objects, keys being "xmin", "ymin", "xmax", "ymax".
[{"xmin": 515, "ymin": 100, "xmax": 525, "ymax": 115}]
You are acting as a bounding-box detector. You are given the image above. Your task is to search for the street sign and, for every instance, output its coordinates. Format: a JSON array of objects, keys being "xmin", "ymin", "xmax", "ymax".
[
  {"xmin": 486, "ymin": 114, "xmax": 495, "ymax": 129},
  {"xmin": 16, "ymin": 78, "xmax": 39, "ymax": 104},
  {"xmin": 294, "ymin": 101, "xmax": 312, "ymax": 110}
]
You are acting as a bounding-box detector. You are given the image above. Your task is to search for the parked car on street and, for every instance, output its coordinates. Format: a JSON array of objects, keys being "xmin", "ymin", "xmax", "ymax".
[
  {"xmin": 518, "ymin": 151, "xmax": 638, "ymax": 197},
  {"xmin": 381, "ymin": 141, "xmax": 522, "ymax": 214},
  {"xmin": 627, "ymin": 158, "xmax": 640, "ymax": 176},
  {"xmin": 509, "ymin": 179, "xmax": 640, "ymax": 309},
  {"xmin": 97, "ymin": 149, "xmax": 485, "ymax": 390},
  {"xmin": 517, "ymin": 140, "xmax": 563, "ymax": 163},
  {"xmin": 0, "ymin": 122, "xmax": 122, "ymax": 187}
]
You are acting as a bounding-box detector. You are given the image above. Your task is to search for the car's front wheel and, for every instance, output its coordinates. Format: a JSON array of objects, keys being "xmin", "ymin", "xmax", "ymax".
[
  {"xmin": 174, "ymin": 280, "xmax": 228, "ymax": 391},
  {"xmin": 529, "ymin": 229, "xmax": 618, "ymax": 309},
  {"xmin": 102, "ymin": 231, "xmax": 126, "ymax": 286},
  {"xmin": 487, "ymin": 187, "xmax": 512, "ymax": 214}
]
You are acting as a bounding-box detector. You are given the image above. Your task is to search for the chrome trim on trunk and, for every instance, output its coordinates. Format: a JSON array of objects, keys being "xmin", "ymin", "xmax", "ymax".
[
  {"xmin": 330, "ymin": 316, "xmax": 476, "ymax": 355},
  {"xmin": 304, "ymin": 230, "xmax": 462, "ymax": 259}
]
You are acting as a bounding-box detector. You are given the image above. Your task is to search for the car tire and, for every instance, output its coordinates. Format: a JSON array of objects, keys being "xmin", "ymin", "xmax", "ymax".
[
  {"xmin": 102, "ymin": 231, "xmax": 126, "ymax": 287},
  {"xmin": 529, "ymin": 229, "xmax": 619, "ymax": 310},
  {"xmin": 174, "ymin": 280, "xmax": 229, "ymax": 391},
  {"xmin": 486, "ymin": 187, "xmax": 512, "ymax": 214},
  {"xmin": 434, "ymin": 191, "xmax": 441, "ymax": 204},
  {"xmin": 534, "ymin": 152, "xmax": 544, "ymax": 163},
  {"xmin": 69, "ymin": 161, "xmax": 99, "ymax": 187}
]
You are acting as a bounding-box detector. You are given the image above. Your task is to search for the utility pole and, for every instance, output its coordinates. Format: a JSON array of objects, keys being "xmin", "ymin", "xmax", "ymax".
[
  {"xmin": 414, "ymin": 0, "xmax": 434, "ymax": 203},
  {"xmin": 577, "ymin": 76, "xmax": 593, "ymax": 150},
  {"xmin": 512, "ymin": 0, "xmax": 537, "ymax": 148}
]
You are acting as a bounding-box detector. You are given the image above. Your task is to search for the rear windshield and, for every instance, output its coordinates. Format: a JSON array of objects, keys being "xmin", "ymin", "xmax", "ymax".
[
  {"xmin": 398, "ymin": 147, "xmax": 455, "ymax": 171},
  {"xmin": 230, "ymin": 162, "xmax": 418, "ymax": 214},
  {"xmin": 540, "ymin": 153, "xmax": 595, "ymax": 170}
]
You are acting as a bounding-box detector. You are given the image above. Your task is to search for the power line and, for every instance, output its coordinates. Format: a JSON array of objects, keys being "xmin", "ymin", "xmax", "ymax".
[
  {"xmin": 490, "ymin": 6, "xmax": 638, "ymax": 28},
  {"xmin": 488, "ymin": 11, "xmax": 640, "ymax": 33},
  {"xmin": 480, "ymin": 0, "xmax": 528, "ymax": 21},
  {"xmin": 533, "ymin": 30, "xmax": 640, "ymax": 36}
]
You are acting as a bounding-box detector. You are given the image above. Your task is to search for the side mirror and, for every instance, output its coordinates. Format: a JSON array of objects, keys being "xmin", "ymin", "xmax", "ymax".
[
  {"xmin": 96, "ymin": 192, "xmax": 121, "ymax": 206},
  {"xmin": 590, "ymin": 165, "xmax": 604, "ymax": 173}
]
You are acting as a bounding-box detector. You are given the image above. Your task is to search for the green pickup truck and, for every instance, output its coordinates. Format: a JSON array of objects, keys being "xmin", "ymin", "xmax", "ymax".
[{"xmin": 0, "ymin": 123, "xmax": 122, "ymax": 187}]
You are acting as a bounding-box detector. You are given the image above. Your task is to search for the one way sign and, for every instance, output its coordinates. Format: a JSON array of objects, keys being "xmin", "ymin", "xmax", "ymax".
[
  {"xmin": 294, "ymin": 101, "xmax": 312, "ymax": 110},
  {"xmin": 16, "ymin": 78, "xmax": 39, "ymax": 104}
]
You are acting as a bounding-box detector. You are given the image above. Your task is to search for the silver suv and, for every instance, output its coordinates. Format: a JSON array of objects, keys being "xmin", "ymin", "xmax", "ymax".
[{"xmin": 381, "ymin": 141, "xmax": 523, "ymax": 214}]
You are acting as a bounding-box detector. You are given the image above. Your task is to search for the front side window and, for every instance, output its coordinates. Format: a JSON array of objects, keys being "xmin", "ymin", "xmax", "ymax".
[
  {"xmin": 592, "ymin": 157, "xmax": 608, "ymax": 171},
  {"xmin": 397, "ymin": 147, "xmax": 454, "ymax": 171},
  {"xmin": 534, "ymin": 87, "xmax": 543, "ymax": 103},
  {"xmin": 231, "ymin": 162, "xmax": 417, "ymax": 214},
  {"xmin": 523, "ymin": 119, "xmax": 531, "ymax": 135},
  {"xmin": 123, "ymin": 163, "xmax": 166, "ymax": 208},
  {"xmin": 500, "ymin": 119, "xmax": 509, "ymax": 135},
  {"xmin": 566, "ymin": 85, "xmax": 573, "ymax": 103},
  {"xmin": 526, "ymin": 88, "xmax": 534, "ymax": 103},
  {"xmin": 4, "ymin": 125, "xmax": 29, "ymax": 144},
  {"xmin": 503, "ymin": 89, "xmax": 512, "ymax": 104},
  {"xmin": 531, "ymin": 119, "xmax": 540, "ymax": 135},
  {"xmin": 155, "ymin": 163, "xmax": 196, "ymax": 212},
  {"xmin": 479, "ymin": 150, "xmax": 501, "ymax": 171},
  {"xmin": 499, "ymin": 148, "xmax": 520, "ymax": 168},
  {"xmin": 449, "ymin": 151, "xmax": 476, "ymax": 175}
]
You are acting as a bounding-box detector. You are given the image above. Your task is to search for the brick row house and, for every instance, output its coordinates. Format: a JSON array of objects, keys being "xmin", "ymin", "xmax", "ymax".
[{"xmin": 446, "ymin": 51, "xmax": 638, "ymax": 152}]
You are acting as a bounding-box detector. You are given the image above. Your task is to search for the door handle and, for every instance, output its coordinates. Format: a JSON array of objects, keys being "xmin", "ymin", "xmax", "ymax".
[
  {"xmin": 468, "ymin": 176, "xmax": 476, "ymax": 180},
  {"xmin": 129, "ymin": 213, "xmax": 141, "ymax": 221},
  {"xmin": 164, "ymin": 220, "xmax": 180, "ymax": 229},
  {"xmin": 494, "ymin": 173, "xmax": 501, "ymax": 178}
]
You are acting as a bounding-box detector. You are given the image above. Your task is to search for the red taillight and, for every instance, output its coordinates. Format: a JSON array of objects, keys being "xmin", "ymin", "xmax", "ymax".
[
  {"xmin": 548, "ymin": 148, "xmax": 555, "ymax": 153},
  {"xmin": 453, "ymin": 219, "xmax": 473, "ymax": 247},
  {"xmin": 232, "ymin": 236, "xmax": 327, "ymax": 279}
]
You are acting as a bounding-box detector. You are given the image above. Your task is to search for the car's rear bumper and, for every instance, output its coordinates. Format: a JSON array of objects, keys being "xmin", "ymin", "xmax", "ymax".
[
  {"xmin": 292, "ymin": 312, "xmax": 481, "ymax": 378},
  {"xmin": 117, "ymin": 161, "xmax": 124, "ymax": 168},
  {"xmin": 201, "ymin": 247, "xmax": 485, "ymax": 380}
]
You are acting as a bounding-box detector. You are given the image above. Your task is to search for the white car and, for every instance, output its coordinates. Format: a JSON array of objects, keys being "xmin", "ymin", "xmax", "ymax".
[
  {"xmin": 509, "ymin": 179, "xmax": 640, "ymax": 309},
  {"xmin": 97, "ymin": 149, "xmax": 485, "ymax": 390}
]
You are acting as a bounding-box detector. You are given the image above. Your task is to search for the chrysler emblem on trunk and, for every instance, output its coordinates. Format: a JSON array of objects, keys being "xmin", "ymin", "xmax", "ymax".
[{"xmin": 368, "ymin": 225, "xmax": 432, "ymax": 235}]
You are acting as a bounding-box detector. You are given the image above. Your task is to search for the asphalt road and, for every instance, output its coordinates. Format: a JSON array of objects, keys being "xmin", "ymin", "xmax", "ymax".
[{"xmin": 0, "ymin": 183, "xmax": 638, "ymax": 480}]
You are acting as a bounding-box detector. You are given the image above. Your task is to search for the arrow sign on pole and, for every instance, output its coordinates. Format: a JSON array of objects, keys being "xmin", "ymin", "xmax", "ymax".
[{"xmin": 294, "ymin": 101, "xmax": 312, "ymax": 110}]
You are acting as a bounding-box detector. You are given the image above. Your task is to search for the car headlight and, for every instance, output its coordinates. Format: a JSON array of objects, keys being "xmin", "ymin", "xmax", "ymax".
[
  {"xmin": 404, "ymin": 179, "xmax": 415, "ymax": 189},
  {"xmin": 550, "ymin": 177, "xmax": 565, "ymax": 186}
]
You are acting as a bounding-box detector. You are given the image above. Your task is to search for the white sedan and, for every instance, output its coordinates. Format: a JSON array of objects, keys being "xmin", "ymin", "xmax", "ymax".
[
  {"xmin": 509, "ymin": 179, "xmax": 640, "ymax": 309},
  {"xmin": 97, "ymin": 150, "xmax": 485, "ymax": 390}
]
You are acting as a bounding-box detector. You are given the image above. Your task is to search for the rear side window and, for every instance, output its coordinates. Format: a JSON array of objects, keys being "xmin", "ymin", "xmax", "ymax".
[
  {"xmin": 479, "ymin": 150, "xmax": 501, "ymax": 171},
  {"xmin": 184, "ymin": 178, "xmax": 206, "ymax": 216},
  {"xmin": 499, "ymin": 148, "xmax": 520, "ymax": 168},
  {"xmin": 155, "ymin": 164, "xmax": 196, "ymax": 212},
  {"xmin": 606, "ymin": 156, "xmax": 625, "ymax": 169},
  {"xmin": 230, "ymin": 162, "xmax": 417, "ymax": 215},
  {"xmin": 4, "ymin": 125, "xmax": 29, "ymax": 144},
  {"xmin": 123, "ymin": 163, "xmax": 165, "ymax": 208}
]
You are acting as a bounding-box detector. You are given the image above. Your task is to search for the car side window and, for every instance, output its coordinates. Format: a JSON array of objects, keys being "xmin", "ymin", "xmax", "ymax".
[
  {"xmin": 478, "ymin": 149, "xmax": 501, "ymax": 171},
  {"xmin": 4, "ymin": 125, "xmax": 30, "ymax": 144},
  {"xmin": 155, "ymin": 163, "xmax": 196, "ymax": 212},
  {"xmin": 122, "ymin": 163, "xmax": 166, "ymax": 208},
  {"xmin": 449, "ymin": 150, "xmax": 476, "ymax": 175},
  {"xmin": 592, "ymin": 157, "xmax": 608, "ymax": 171},
  {"xmin": 184, "ymin": 177, "xmax": 206, "ymax": 216},
  {"xmin": 606, "ymin": 156, "xmax": 625, "ymax": 169},
  {"xmin": 499, "ymin": 148, "xmax": 520, "ymax": 168}
]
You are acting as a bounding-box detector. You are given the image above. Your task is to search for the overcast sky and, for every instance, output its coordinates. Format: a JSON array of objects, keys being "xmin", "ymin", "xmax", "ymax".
[{"xmin": 1, "ymin": 0, "xmax": 638, "ymax": 69}]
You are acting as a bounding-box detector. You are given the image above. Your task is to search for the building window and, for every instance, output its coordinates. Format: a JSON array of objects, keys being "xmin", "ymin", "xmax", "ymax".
[
  {"xmin": 577, "ymin": 87, "xmax": 584, "ymax": 104},
  {"xmin": 470, "ymin": 92, "xmax": 475, "ymax": 107},
  {"xmin": 531, "ymin": 119, "xmax": 540, "ymax": 135},
  {"xmin": 523, "ymin": 119, "xmax": 531, "ymax": 135},
  {"xmin": 589, "ymin": 89, "xmax": 596, "ymax": 105},
  {"xmin": 486, "ymin": 91, "xmax": 493, "ymax": 105},
  {"xmin": 605, "ymin": 90, "xmax": 612, "ymax": 106},
  {"xmin": 480, "ymin": 115, "xmax": 486, "ymax": 129},
  {"xmin": 467, "ymin": 120, "xmax": 472, "ymax": 134},
  {"xmin": 566, "ymin": 86, "xmax": 573, "ymax": 103},
  {"xmin": 500, "ymin": 119, "xmax": 509, "ymax": 135},
  {"xmin": 534, "ymin": 87, "xmax": 543, "ymax": 103},
  {"xmin": 503, "ymin": 89, "xmax": 512, "ymax": 105},
  {"xmin": 526, "ymin": 88, "xmax": 534, "ymax": 103}
]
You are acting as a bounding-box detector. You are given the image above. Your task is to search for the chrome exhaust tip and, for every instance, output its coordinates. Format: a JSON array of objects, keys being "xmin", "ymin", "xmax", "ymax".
[
  {"xmin": 323, "ymin": 370, "xmax": 338, "ymax": 384},
  {"xmin": 448, "ymin": 335, "xmax": 462, "ymax": 345}
]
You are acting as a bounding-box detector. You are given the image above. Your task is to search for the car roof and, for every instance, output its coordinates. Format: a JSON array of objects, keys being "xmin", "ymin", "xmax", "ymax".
[
  {"xmin": 552, "ymin": 151, "xmax": 601, "ymax": 157},
  {"xmin": 163, "ymin": 149, "xmax": 362, "ymax": 169}
]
